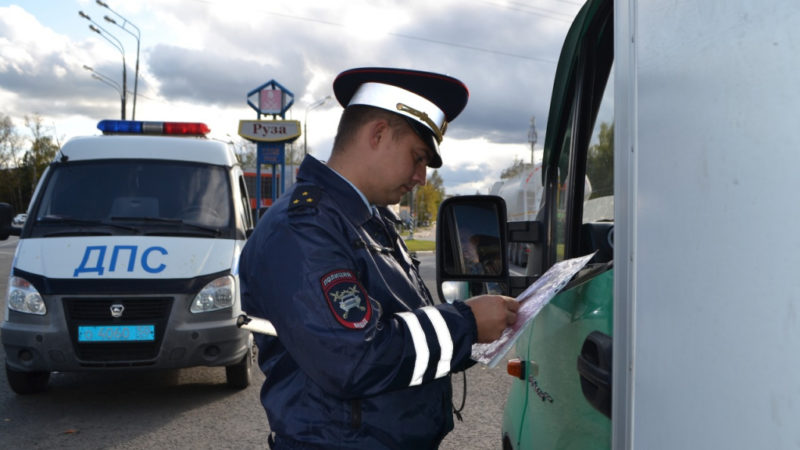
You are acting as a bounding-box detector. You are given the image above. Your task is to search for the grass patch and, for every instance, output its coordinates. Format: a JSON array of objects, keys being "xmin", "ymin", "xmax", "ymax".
[{"xmin": 404, "ymin": 239, "xmax": 435, "ymax": 252}]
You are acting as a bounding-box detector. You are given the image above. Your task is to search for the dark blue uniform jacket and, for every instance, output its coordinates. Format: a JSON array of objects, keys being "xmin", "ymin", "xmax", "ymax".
[{"xmin": 239, "ymin": 155, "xmax": 477, "ymax": 449}]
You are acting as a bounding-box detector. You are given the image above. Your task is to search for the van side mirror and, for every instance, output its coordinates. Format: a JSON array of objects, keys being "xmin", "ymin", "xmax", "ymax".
[
  {"xmin": 0, "ymin": 203, "xmax": 15, "ymax": 240},
  {"xmin": 435, "ymin": 195, "xmax": 509, "ymax": 302}
]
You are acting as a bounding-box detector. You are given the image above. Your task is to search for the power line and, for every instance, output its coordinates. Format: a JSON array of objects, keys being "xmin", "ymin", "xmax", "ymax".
[
  {"xmin": 473, "ymin": 0, "xmax": 575, "ymax": 22},
  {"xmin": 549, "ymin": 0, "xmax": 585, "ymax": 6},
  {"xmin": 388, "ymin": 31, "xmax": 557, "ymax": 63},
  {"xmin": 186, "ymin": 0, "xmax": 560, "ymax": 64}
]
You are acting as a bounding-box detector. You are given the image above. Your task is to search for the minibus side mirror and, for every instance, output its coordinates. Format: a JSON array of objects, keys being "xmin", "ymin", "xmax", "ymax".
[{"xmin": 435, "ymin": 195, "xmax": 509, "ymax": 302}]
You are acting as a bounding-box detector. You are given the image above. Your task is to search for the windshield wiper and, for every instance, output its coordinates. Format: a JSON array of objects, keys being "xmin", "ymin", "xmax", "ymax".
[
  {"xmin": 38, "ymin": 216, "xmax": 140, "ymax": 232},
  {"xmin": 110, "ymin": 216, "xmax": 221, "ymax": 236}
]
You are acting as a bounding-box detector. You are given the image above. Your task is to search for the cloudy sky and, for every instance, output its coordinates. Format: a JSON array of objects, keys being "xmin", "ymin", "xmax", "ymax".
[{"xmin": 0, "ymin": 0, "xmax": 582, "ymax": 195}]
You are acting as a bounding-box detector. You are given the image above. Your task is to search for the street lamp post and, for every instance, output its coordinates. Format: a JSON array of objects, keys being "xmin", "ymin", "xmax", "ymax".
[
  {"xmin": 83, "ymin": 64, "xmax": 123, "ymax": 105},
  {"xmin": 304, "ymin": 95, "xmax": 332, "ymax": 157},
  {"xmin": 96, "ymin": 1, "xmax": 141, "ymax": 120},
  {"xmin": 80, "ymin": 11, "xmax": 127, "ymax": 119}
]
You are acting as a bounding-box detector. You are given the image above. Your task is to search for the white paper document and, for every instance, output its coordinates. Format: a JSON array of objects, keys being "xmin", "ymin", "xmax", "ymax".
[{"xmin": 471, "ymin": 252, "xmax": 597, "ymax": 368}]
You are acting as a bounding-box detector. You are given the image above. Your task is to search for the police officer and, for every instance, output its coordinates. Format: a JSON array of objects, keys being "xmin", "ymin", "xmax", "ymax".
[{"xmin": 239, "ymin": 67, "xmax": 519, "ymax": 449}]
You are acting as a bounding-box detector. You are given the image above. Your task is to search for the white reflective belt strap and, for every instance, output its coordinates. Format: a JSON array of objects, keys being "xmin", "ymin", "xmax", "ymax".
[
  {"xmin": 420, "ymin": 306, "xmax": 453, "ymax": 379},
  {"xmin": 397, "ymin": 311, "xmax": 430, "ymax": 386}
]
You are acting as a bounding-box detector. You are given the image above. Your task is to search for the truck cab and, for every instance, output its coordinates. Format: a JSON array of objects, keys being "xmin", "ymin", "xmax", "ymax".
[
  {"xmin": 440, "ymin": 0, "xmax": 800, "ymax": 447},
  {"xmin": 437, "ymin": 0, "xmax": 614, "ymax": 447},
  {"xmin": 501, "ymin": 0, "xmax": 615, "ymax": 447},
  {"xmin": 0, "ymin": 119, "xmax": 256, "ymax": 394}
]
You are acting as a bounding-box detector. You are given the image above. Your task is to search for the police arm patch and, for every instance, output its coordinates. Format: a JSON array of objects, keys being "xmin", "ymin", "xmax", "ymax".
[{"xmin": 321, "ymin": 270, "xmax": 372, "ymax": 329}]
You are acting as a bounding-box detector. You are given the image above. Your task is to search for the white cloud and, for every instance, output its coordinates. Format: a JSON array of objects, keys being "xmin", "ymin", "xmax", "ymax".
[
  {"xmin": 0, "ymin": 0, "xmax": 581, "ymax": 194},
  {"xmin": 438, "ymin": 137, "xmax": 539, "ymax": 195}
]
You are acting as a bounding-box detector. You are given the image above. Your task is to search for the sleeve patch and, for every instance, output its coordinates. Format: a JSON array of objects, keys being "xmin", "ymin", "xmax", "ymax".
[{"xmin": 321, "ymin": 270, "xmax": 372, "ymax": 329}]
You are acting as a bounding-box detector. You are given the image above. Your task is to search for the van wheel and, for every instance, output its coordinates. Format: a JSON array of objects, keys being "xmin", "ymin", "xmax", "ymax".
[
  {"xmin": 6, "ymin": 363, "xmax": 50, "ymax": 394},
  {"xmin": 226, "ymin": 334, "xmax": 255, "ymax": 390}
]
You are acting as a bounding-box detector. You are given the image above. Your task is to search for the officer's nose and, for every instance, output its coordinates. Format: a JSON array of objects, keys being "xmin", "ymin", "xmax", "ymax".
[{"xmin": 412, "ymin": 164, "xmax": 427, "ymax": 186}]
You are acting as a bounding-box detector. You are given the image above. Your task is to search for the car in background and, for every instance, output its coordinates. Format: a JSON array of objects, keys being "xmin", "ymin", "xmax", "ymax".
[{"xmin": 11, "ymin": 213, "xmax": 26, "ymax": 228}]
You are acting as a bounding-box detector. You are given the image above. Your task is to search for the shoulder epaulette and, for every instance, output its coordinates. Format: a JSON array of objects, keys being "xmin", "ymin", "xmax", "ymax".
[{"xmin": 289, "ymin": 185, "xmax": 322, "ymax": 213}]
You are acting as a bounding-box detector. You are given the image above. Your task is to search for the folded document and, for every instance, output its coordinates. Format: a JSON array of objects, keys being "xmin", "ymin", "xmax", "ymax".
[{"xmin": 471, "ymin": 252, "xmax": 597, "ymax": 368}]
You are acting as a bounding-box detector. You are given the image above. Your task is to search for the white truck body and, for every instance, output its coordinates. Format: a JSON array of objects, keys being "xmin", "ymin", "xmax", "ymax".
[
  {"xmin": 614, "ymin": 0, "xmax": 800, "ymax": 447},
  {"xmin": 490, "ymin": 163, "xmax": 544, "ymax": 266},
  {"xmin": 489, "ymin": 162, "xmax": 544, "ymax": 223}
]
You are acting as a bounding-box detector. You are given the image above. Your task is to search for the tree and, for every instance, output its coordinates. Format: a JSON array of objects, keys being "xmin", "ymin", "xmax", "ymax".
[
  {"xmin": 0, "ymin": 113, "xmax": 26, "ymax": 212},
  {"xmin": 232, "ymin": 139, "xmax": 302, "ymax": 169},
  {"xmin": 586, "ymin": 121, "xmax": 614, "ymax": 198},
  {"xmin": 232, "ymin": 139, "xmax": 257, "ymax": 168},
  {"xmin": 23, "ymin": 115, "xmax": 59, "ymax": 192},
  {"xmin": 284, "ymin": 140, "xmax": 304, "ymax": 166},
  {"xmin": 500, "ymin": 156, "xmax": 533, "ymax": 179},
  {"xmin": 413, "ymin": 170, "xmax": 445, "ymax": 226},
  {"xmin": 0, "ymin": 114, "xmax": 59, "ymax": 213},
  {"xmin": 0, "ymin": 113, "xmax": 22, "ymax": 170}
]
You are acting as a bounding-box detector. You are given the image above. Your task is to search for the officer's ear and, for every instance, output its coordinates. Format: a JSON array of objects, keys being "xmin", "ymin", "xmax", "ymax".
[{"xmin": 367, "ymin": 119, "xmax": 391, "ymax": 150}]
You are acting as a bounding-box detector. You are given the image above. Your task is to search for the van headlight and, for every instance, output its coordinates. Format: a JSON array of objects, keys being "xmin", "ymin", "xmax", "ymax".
[
  {"xmin": 7, "ymin": 276, "xmax": 46, "ymax": 315},
  {"xmin": 190, "ymin": 275, "xmax": 235, "ymax": 313}
]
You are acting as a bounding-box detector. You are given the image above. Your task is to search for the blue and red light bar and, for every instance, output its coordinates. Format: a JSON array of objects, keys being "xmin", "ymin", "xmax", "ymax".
[{"xmin": 97, "ymin": 120, "xmax": 210, "ymax": 136}]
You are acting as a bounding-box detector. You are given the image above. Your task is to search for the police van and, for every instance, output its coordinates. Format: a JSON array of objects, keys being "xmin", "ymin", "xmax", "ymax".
[{"xmin": 0, "ymin": 119, "xmax": 255, "ymax": 394}]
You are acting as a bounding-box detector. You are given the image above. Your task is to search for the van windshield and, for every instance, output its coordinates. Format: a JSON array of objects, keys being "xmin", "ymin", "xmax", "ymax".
[{"xmin": 29, "ymin": 159, "xmax": 234, "ymax": 238}]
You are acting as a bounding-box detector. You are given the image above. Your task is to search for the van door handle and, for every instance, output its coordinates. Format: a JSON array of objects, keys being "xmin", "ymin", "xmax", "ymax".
[{"xmin": 577, "ymin": 330, "xmax": 612, "ymax": 418}]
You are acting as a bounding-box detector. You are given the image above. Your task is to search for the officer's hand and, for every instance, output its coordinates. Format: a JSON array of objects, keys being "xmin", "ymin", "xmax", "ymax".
[{"xmin": 465, "ymin": 295, "xmax": 519, "ymax": 343}]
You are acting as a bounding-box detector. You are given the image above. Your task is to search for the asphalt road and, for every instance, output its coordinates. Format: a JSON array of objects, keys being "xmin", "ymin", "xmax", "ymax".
[{"xmin": 0, "ymin": 236, "xmax": 513, "ymax": 449}]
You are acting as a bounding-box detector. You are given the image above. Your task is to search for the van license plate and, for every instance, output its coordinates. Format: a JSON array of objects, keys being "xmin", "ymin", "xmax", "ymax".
[{"xmin": 78, "ymin": 325, "xmax": 155, "ymax": 342}]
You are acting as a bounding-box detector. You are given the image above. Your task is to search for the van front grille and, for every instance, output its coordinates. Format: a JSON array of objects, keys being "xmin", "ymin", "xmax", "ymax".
[{"xmin": 63, "ymin": 297, "xmax": 173, "ymax": 364}]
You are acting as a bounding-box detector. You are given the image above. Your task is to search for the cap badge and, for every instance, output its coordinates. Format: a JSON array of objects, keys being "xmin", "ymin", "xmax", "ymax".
[{"xmin": 396, "ymin": 103, "xmax": 448, "ymax": 143}]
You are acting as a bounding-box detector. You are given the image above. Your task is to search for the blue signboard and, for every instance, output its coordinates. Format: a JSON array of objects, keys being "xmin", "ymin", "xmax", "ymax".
[
  {"xmin": 243, "ymin": 79, "xmax": 297, "ymax": 221},
  {"xmin": 247, "ymin": 80, "xmax": 294, "ymax": 118},
  {"xmin": 258, "ymin": 142, "xmax": 285, "ymax": 165}
]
